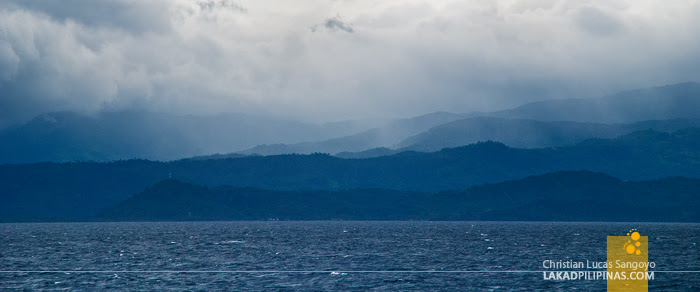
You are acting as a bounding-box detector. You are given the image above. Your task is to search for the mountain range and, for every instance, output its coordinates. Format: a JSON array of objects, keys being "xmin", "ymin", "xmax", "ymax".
[
  {"xmin": 212, "ymin": 82, "xmax": 700, "ymax": 157},
  {"xmin": 2, "ymin": 82, "xmax": 700, "ymax": 223},
  {"xmin": 484, "ymin": 82, "xmax": 700, "ymax": 123},
  {"xmin": 8, "ymin": 170, "xmax": 697, "ymax": 222},
  {"xmin": 3, "ymin": 82, "xmax": 700, "ymax": 163},
  {"xmin": 236, "ymin": 112, "xmax": 468, "ymax": 156},
  {"xmin": 0, "ymin": 111, "xmax": 379, "ymax": 164},
  {"xmin": 2, "ymin": 128, "xmax": 700, "ymax": 222},
  {"xmin": 395, "ymin": 117, "xmax": 700, "ymax": 152}
]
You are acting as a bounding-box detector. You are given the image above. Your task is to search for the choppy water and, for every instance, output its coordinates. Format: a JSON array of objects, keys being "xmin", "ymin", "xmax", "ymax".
[{"xmin": 1, "ymin": 222, "xmax": 698, "ymax": 291}]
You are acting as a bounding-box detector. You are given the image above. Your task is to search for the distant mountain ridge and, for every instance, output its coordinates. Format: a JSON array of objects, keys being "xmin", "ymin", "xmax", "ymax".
[
  {"xmin": 224, "ymin": 82, "xmax": 700, "ymax": 157},
  {"xmin": 235, "ymin": 112, "xmax": 467, "ymax": 156},
  {"xmin": 395, "ymin": 117, "xmax": 700, "ymax": 152},
  {"xmin": 4, "ymin": 170, "xmax": 698, "ymax": 222},
  {"xmin": 486, "ymin": 82, "xmax": 700, "ymax": 123},
  {"xmin": 3, "ymin": 128, "xmax": 700, "ymax": 221},
  {"xmin": 94, "ymin": 171, "xmax": 700, "ymax": 222},
  {"xmin": 0, "ymin": 111, "xmax": 376, "ymax": 164},
  {"xmin": 2, "ymin": 82, "xmax": 700, "ymax": 163}
]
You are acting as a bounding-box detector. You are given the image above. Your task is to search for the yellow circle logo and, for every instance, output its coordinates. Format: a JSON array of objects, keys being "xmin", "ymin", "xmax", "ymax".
[{"xmin": 623, "ymin": 229, "xmax": 642, "ymax": 255}]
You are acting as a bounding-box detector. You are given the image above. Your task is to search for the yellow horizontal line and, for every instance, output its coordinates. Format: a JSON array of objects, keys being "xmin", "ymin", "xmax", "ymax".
[{"xmin": 0, "ymin": 271, "xmax": 697, "ymax": 273}]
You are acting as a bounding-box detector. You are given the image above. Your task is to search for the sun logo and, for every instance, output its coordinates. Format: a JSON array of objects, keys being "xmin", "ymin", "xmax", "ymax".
[{"xmin": 623, "ymin": 229, "xmax": 642, "ymax": 255}]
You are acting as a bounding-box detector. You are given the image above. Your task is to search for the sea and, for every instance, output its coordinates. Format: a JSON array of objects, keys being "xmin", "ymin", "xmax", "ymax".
[{"xmin": 1, "ymin": 222, "xmax": 698, "ymax": 291}]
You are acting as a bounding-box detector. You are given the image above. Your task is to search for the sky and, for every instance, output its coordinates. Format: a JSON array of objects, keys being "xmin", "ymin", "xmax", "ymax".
[{"xmin": 1, "ymin": 0, "xmax": 700, "ymax": 128}]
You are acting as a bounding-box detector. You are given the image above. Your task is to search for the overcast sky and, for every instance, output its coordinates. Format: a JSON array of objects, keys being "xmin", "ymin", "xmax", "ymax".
[{"xmin": 1, "ymin": 0, "xmax": 699, "ymax": 127}]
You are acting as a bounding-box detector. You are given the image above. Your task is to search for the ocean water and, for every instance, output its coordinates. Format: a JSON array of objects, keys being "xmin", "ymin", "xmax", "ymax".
[{"xmin": 1, "ymin": 222, "xmax": 698, "ymax": 291}]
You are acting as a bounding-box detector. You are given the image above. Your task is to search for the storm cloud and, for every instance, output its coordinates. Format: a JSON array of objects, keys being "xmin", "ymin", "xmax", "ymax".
[{"xmin": 1, "ymin": 0, "xmax": 700, "ymax": 128}]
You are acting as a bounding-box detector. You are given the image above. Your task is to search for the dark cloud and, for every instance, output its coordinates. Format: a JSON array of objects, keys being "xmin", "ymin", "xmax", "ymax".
[
  {"xmin": 324, "ymin": 15, "xmax": 354, "ymax": 33},
  {"xmin": 310, "ymin": 15, "xmax": 354, "ymax": 33}
]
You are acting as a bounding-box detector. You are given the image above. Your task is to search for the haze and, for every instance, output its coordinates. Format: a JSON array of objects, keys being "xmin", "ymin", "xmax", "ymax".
[{"xmin": 2, "ymin": 0, "xmax": 700, "ymax": 128}]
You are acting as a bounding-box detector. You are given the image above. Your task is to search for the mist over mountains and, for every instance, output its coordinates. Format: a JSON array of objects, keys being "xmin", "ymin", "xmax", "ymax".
[
  {"xmin": 236, "ymin": 112, "xmax": 468, "ymax": 156},
  {"xmin": 219, "ymin": 83, "xmax": 700, "ymax": 157},
  {"xmin": 485, "ymin": 82, "xmax": 700, "ymax": 123},
  {"xmin": 0, "ymin": 111, "xmax": 378, "ymax": 164},
  {"xmin": 2, "ymin": 82, "xmax": 700, "ymax": 164},
  {"xmin": 397, "ymin": 117, "xmax": 700, "ymax": 152},
  {"xmin": 3, "ymin": 0, "xmax": 700, "ymax": 226},
  {"xmin": 2, "ymin": 82, "xmax": 700, "ymax": 222}
]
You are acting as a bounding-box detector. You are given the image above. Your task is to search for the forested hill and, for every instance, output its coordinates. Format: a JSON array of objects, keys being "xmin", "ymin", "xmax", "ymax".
[
  {"xmin": 1, "ymin": 128, "xmax": 700, "ymax": 220},
  {"xmin": 97, "ymin": 171, "xmax": 698, "ymax": 222}
]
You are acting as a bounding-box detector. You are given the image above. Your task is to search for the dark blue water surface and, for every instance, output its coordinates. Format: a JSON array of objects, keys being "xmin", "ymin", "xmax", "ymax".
[{"xmin": 1, "ymin": 222, "xmax": 698, "ymax": 291}]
